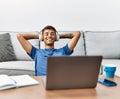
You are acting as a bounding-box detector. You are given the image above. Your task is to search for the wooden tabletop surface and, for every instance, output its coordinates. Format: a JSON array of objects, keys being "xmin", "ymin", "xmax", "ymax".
[{"xmin": 0, "ymin": 75, "xmax": 120, "ymax": 99}]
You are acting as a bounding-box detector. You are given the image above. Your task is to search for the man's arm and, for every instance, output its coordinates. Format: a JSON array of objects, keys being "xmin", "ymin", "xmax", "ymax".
[
  {"xmin": 59, "ymin": 31, "xmax": 81, "ymax": 51},
  {"xmin": 17, "ymin": 33, "xmax": 39, "ymax": 54}
]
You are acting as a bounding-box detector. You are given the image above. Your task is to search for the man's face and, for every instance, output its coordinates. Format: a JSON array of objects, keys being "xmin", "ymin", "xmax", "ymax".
[{"xmin": 43, "ymin": 29, "xmax": 56, "ymax": 46}]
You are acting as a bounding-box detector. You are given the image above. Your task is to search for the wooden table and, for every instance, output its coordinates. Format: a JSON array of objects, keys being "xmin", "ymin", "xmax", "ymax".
[{"xmin": 0, "ymin": 75, "xmax": 120, "ymax": 99}]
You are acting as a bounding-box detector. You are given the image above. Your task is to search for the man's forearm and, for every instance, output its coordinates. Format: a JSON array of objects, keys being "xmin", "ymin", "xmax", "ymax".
[
  {"xmin": 59, "ymin": 32, "xmax": 80, "ymax": 39},
  {"xmin": 59, "ymin": 33, "xmax": 74, "ymax": 39},
  {"xmin": 19, "ymin": 33, "xmax": 39, "ymax": 40}
]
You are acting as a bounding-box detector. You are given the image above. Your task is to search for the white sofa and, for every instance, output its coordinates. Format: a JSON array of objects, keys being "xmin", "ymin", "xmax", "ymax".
[{"xmin": 0, "ymin": 31, "xmax": 120, "ymax": 76}]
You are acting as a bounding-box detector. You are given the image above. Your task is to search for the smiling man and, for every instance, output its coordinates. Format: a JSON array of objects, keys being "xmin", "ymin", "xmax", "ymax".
[{"xmin": 17, "ymin": 25, "xmax": 80, "ymax": 76}]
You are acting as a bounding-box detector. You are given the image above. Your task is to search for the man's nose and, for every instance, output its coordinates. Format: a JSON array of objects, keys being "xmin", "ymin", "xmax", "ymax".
[{"xmin": 48, "ymin": 34, "xmax": 52, "ymax": 37}]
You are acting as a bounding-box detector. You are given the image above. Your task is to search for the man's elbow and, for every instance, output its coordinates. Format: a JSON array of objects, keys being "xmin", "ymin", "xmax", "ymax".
[
  {"xmin": 75, "ymin": 31, "xmax": 81, "ymax": 38},
  {"xmin": 17, "ymin": 33, "xmax": 23, "ymax": 40}
]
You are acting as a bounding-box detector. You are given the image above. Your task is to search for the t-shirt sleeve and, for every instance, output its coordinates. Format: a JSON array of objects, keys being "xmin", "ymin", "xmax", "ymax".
[
  {"xmin": 63, "ymin": 44, "xmax": 73, "ymax": 55},
  {"xmin": 27, "ymin": 46, "xmax": 37, "ymax": 60}
]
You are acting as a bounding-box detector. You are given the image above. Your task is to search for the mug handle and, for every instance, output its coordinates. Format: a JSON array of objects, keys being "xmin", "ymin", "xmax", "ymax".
[{"xmin": 104, "ymin": 68, "xmax": 108, "ymax": 72}]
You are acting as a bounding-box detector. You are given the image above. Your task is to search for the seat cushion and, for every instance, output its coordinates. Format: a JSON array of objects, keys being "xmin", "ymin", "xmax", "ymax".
[{"xmin": 0, "ymin": 61, "xmax": 35, "ymax": 76}]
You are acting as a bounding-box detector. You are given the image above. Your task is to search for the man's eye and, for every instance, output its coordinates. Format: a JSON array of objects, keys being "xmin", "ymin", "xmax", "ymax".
[
  {"xmin": 44, "ymin": 33, "xmax": 48, "ymax": 36},
  {"xmin": 51, "ymin": 33, "xmax": 55, "ymax": 36}
]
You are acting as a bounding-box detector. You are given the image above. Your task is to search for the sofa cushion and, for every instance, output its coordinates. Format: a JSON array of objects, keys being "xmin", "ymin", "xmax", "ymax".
[
  {"xmin": 10, "ymin": 32, "xmax": 39, "ymax": 61},
  {"xmin": 40, "ymin": 31, "xmax": 85, "ymax": 56},
  {"xmin": 0, "ymin": 33, "xmax": 16, "ymax": 62},
  {"xmin": 0, "ymin": 61, "xmax": 35, "ymax": 70},
  {"xmin": 0, "ymin": 61, "xmax": 35, "ymax": 76},
  {"xmin": 84, "ymin": 31, "xmax": 120, "ymax": 59},
  {"xmin": 0, "ymin": 31, "xmax": 39, "ymax": 61}
]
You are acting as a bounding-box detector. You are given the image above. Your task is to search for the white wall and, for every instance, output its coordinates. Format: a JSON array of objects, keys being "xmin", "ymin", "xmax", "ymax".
[{"xmin": 0, "ymin": 0, "xmax": 120, "ymax": 31}]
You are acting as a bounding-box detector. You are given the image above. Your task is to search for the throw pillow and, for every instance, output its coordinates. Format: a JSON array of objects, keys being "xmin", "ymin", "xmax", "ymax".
[{"xmin": 0, "ymin": 33, "xmax": 16, "ymax": 61}]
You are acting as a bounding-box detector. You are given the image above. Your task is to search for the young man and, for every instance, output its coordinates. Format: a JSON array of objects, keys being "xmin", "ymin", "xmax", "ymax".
[{"xmin": 17, "ymin": 25, "xmax": 80, "ymax": 76}]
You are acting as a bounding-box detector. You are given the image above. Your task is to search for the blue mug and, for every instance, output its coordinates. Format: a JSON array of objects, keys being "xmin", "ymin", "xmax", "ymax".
[{"xmin": 104, "ymin": 65, "xmax": 116, "ymax": 78}]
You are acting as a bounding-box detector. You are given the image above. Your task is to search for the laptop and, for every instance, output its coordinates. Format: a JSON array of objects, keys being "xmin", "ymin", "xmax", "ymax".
[{"xmin": 43, "ymin": 56, "xmax": 102, "ymax": 90}]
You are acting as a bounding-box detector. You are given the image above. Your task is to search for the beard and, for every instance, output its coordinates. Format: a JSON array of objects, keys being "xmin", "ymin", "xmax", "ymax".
[
  {"xmin": 44, "ymin": 42, "xmax": 54, "ymax": 46},
  {"xmin": 46, "ymin": 43, "xmax": 54, "ymax": 46}
]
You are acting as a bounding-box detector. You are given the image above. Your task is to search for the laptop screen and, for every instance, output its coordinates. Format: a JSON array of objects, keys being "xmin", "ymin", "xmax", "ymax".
[{"xmin": 45, "ymin": 56, "xmax": 102, "ymax": 90}]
